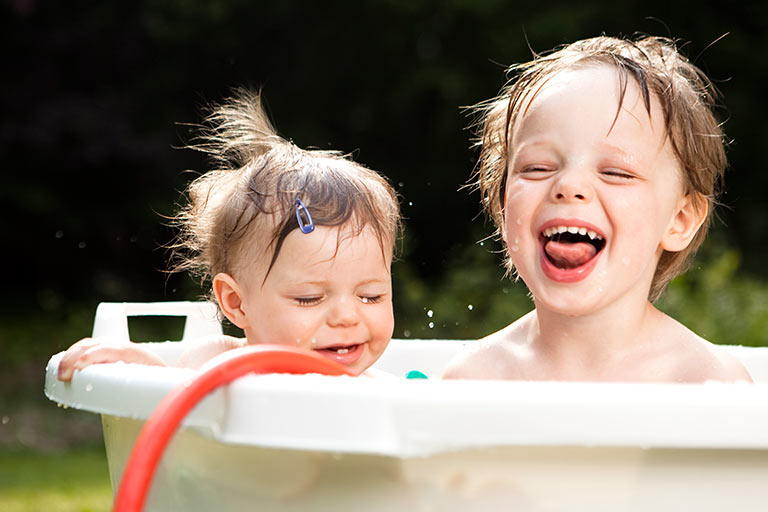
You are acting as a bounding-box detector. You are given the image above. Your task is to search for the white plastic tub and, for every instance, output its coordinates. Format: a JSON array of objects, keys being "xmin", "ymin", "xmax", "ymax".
[{"xmin": 45, "ymin": 302, "xmax": 768, "ymax": 512}]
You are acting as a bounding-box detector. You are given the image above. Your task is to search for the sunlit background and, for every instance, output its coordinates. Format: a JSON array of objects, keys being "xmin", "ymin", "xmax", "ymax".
[{"xmin": 2, "ymin": 2, "xmax": 767, "ymax": 510}]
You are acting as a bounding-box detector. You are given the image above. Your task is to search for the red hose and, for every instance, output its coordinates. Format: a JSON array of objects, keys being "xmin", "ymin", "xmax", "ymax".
[{"xmin": 112, "ymin": 344, "xmax": 355, "ymax": 512}]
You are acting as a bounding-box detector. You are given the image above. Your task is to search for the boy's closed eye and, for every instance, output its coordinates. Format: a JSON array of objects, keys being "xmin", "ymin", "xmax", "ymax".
[
  {"xmin": 600, "ymin": 168, "xmax": 638, "ymax": 182},
  {"xmin": 518, "ymin": 165, "xmax": 556, "ymax": 177}
]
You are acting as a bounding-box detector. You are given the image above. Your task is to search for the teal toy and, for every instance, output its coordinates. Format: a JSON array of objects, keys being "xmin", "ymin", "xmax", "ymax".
[{"xmin": 405, "ymin": 370, "xmax": 428, "ymax": 379}]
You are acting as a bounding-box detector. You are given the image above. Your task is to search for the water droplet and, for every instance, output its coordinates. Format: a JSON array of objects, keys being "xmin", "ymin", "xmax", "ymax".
[
  {"xmin": 428, "ymin": 322, "xmax": 434, "ymax": 329},
  {"xmin": 1, "ymin": 416, "xmax": 9, "ymax": 425},
  {"xmin": 621, "ymin": 257, "xmax": 630, "ymax": 265},
  {"xmin": 85, "ymin": 384, "xmax": 93, "ymax": 392},
  {"xmin": 479, "ymin": 241, "xmax": 484, "ymax": 246},
  {"xmin": 55, "ymin": 230, "xmax": 64, "ymax": 239},
  {"xmin": 426, "ymin": 310, "xmax": 434, "ymax": 318},
  {"xmin": 467, "ymin": 304, "xmax": 473, "ymax": 311},
  {"xmin": 516, "ymin": 218, "xmax": 521, "ymax": 225},
  {"xmin": 403, "ymin": 330, "xmax": 411, "ymax": 338},
  {"xmin": 408, "ymin": 201, "xmax": 413, "ymax": 206},
  {"xmin": 511, "ymin": 245, "xmax": 519, "ymax": 252},
  {"xmin": 514, "ymin": 237, "xmax": 519, "ymax": 244},
  {"xmin": 78, "ymin": 241, "xmax": 87, "ymax": 249},
  {"xmin": 398, "ymin": 182, "xmax": 404, "ymax": 187}
]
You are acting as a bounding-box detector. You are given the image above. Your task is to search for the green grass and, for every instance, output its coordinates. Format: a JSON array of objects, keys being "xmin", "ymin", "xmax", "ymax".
[{"xmin": 0, "ymin": 446, "xmax": 113, "ymax": 512}]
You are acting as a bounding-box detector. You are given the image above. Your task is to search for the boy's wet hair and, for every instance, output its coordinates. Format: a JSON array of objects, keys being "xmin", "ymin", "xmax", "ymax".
[
  {"xmin": 471, "ymin": 36, "xmax": 727, "ymax": 301},
  {"xmin": 170, "ymin": 89, "xmax": 401, "ymax": 296}
]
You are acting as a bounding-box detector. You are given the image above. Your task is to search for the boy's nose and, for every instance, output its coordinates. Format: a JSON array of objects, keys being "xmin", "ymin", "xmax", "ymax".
[
  {"xmin": 327, "ymin": 297, "xmax": 361, "ymax": 328},
  {"xmin": 551, "ymin": 166, "xmax": 592, "ymax": 202}
]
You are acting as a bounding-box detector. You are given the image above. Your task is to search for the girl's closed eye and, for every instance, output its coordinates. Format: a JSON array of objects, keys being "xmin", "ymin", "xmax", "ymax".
[
  {"xmin": 295, "ymin": 296, "xmax": 323, "ymax": 306},
  {"xmin": 360, "ymin": 294, "xmax": 383, "ymax": 304}
]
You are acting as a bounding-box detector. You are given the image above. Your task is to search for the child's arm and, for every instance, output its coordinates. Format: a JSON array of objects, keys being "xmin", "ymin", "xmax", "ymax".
[
  {"xmin": 56, "ymin": 335, "xmax": 247, "ymax": 381},
  {"xmin": 57, "ymin": 337, "xmax": 167, "ymax": 382}
]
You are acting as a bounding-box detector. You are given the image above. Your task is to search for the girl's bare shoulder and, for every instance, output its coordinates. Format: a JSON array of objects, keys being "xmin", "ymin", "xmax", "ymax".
[{"xmin": 175, "ymin": 335, "xmax": 247, "ymax": 369}]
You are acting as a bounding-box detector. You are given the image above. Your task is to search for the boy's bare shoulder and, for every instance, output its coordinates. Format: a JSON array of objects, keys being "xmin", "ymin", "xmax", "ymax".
[
  {"xmin": 665, "ymin": 320, "xmax": 753, "ymax": 383},
  {"xmin": 442, "ymin": 317, "xmax": 532, "ymax": 380},
  {"xmin": 683, "ymin": 340, "xmax": 753, "ymax": 383}
]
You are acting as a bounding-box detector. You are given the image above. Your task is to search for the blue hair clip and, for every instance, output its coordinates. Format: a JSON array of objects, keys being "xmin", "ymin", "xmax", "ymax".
[{"xmin": 295, "ymin": 197, "xmax": 315, "ymax": 234}]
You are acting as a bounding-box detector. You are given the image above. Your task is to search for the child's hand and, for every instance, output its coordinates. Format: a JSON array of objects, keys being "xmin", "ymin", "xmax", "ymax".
[{"xmin": 57, "ymin": 338, "xmax": 166, "ymax": 382}]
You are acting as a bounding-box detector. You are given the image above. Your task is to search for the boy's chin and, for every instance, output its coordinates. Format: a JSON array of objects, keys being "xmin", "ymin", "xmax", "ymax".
[{"xmin": 531, "ymin": 286, "xmax": 608, "ymax": 316}]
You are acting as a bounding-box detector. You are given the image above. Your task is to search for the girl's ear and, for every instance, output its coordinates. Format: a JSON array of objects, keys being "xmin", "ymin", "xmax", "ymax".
[
  {"xmin": 212, "ymin": 273, "xmax": 250, "ymax": 329},
  {"xmin": 661, "ymin": 192, "xmax": 708, "ymax": 252}
]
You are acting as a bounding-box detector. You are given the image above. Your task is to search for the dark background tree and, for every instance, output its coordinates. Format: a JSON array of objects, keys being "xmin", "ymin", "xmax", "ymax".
[{"xmin": 3, "ymin": 1, "xmax": 767, "ymax": 389}]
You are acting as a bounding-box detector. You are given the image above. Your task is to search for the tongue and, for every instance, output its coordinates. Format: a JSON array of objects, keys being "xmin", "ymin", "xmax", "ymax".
[{"xmin": 545, "ymin": 240, "xmax": 597, "ymax": 269}]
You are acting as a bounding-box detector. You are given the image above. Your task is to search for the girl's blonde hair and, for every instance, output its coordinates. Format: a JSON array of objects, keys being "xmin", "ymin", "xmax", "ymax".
[
  {"xmin": 471, "ymin": 36, "xmax": 727, "ymax": 301},
  {"xmin": 170, "ymin": 89, "xmax": 401, "ymax": 294}
]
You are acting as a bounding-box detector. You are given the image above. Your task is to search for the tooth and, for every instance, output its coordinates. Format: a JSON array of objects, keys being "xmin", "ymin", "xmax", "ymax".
[
  {"xmin": 578, "ymin": 227, "xmax": 587, "ymax": 235},
  {"xmin": 588, "ymin": 230, "xmax": 597, "ymax": 239},
  {"xmin": 545, "ymin": 227, "xmax": 553, "ymax": 237},
  {"xmin": 567, "ymin": 226, "xmax": 579, "ymax": 234},
  {"xmin": 336, "ymin": 348, "xmax": 349, "ymax": 355},
  {"xmin": 558, "ymin": 226, "xmax": 567, "ymax": 234},
  {"xmin": 596, "ymin": 234, "xmax": 603, "ymax": 240}
]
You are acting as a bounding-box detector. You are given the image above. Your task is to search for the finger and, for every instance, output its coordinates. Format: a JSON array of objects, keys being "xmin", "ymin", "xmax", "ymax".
[
  {"xmin": 58, "ymin": 338, "xmax": 118, "ymax": 381},
  {"xmin": 58, "ymin": 338, "xmax": 101, "ymax": 381}
]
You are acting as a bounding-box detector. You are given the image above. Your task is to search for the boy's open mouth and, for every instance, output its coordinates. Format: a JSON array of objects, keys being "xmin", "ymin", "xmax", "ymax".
[{"xmin": 541, "ymin": 225, "xmax": 606, "ymax": 270}]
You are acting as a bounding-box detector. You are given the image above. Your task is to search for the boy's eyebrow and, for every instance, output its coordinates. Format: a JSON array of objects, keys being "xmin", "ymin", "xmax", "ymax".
[
  {"xmin": 512, "ymin": 139, "xmax": 557, "ymax": 155},
  {"xmin": 516, "ymin": 139, "xmax": 551, "ymax": 150},
  {"xmin": 599, "ymin": 142, "xmax": 640, "ymax": 166},
  {"xmin": 513, "ymin": 139, "xmax": 642, "ymax": 169}
]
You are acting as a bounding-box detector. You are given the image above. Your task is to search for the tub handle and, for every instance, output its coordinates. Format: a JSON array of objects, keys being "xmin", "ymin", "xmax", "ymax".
[{"xmin": 91, "ymin": 301, "xmax": 222, "ymax": 341}]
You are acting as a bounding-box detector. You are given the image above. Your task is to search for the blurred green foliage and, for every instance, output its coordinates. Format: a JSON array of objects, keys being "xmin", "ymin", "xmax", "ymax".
[{"xmin": 659, "ymin": 244, "xmax": 768, "ymax": 347}]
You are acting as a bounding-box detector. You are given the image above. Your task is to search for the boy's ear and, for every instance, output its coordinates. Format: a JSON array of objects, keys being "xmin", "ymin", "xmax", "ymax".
[
  {"xmin": 212, "ymin": 273, "xmax": 250, "ymax": 329},
  {"xmin": 661, "ymin": 192, "xmax": 708, "ymax": 252}
]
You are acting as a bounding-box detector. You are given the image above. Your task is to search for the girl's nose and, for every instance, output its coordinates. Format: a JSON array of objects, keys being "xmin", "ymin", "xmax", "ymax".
[
  {"xmin": 551, "ymin": 166, "xmax": 592, "ymax": 202},
  {"xmin": 327, "ymin": 297, "xmax": 360, "ymax": 328}
]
